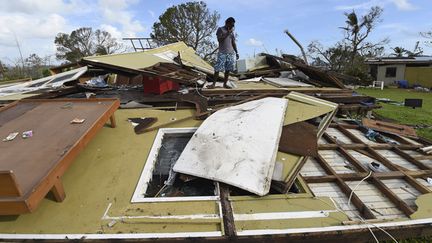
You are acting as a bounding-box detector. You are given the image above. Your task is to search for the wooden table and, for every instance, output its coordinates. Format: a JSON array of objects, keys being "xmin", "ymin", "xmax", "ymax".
[{"xmin": 0, "ymin": 98, "xmax": 119, "ymax": 215}]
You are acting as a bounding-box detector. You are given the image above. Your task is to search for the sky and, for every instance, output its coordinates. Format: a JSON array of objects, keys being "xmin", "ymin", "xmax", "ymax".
[{"xmin": 1, "ymin": 0, "xmax": 432, "ymax": 65}]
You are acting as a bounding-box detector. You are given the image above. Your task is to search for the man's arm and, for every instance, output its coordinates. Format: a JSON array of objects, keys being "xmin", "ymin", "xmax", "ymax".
[
  {"xmin": 232, "ymin": 36, "xmax": 239, "ymax": 59},
  {"xmin": 217, "ymin": 27, "xmax": 233, "ymax": 43}
]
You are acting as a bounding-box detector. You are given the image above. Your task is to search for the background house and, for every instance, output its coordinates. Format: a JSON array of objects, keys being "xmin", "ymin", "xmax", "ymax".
[{"xmin": 365, "ymin": 57, "xmax": 432, "ymax": 87}]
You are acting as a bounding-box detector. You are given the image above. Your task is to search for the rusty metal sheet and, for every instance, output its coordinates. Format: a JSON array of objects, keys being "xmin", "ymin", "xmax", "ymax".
[{"xmin": 278, "ymin": 121, "xmax": 318, "ymax": 157}]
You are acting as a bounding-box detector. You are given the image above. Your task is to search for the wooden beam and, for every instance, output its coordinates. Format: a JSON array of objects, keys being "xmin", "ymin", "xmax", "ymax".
[
  {"xmin": 335, "ymin": 178, "xmax": 377, "ymax": 219},
  {"xmin": 220, "ymin": 184, "xmax": 236, "ymax": 238},
  {"xmin": 319, "ymin": 144, "xmax": 368, "ymax": 150},
  {"xmin": 365, "ymin": 147, "xmax": 401, "ymax": 171},
  {"xmin": 315, "ymin": 154, "xmax": 376, "ymax": 219},
  {"xmin": 303, "ymin": 175, "xmax": 337, "ymax": 183},
  {"xmin": 337, "ymin": 125, "xmax": 364, "ymax": 144},
  {"xmin": 405, "ymin": 175, "xmax": 432, "ymax": 194},
  {"xmin": 304, "ymin": 171, "xmax": 408, "ymax": 183},
  {"xmin": 283, "ymin": 156, "xmax": 309, "ymax": 193},
  {"xmin": 315, "ymin": 154, "xmax": 336, "ymax": 176},
  {"xmin": 338, "ymin": 147, "xmax": 369, "ymax": 172},
  {"xmin": 393, "ymin": 147, "xmax": 431, "ymax": 170},
  {"xmin": 322, "ymin": 132, "xmax": 337, "ymax": 144},
  {"xmin": 370, "ymin": 176, "xmax": 415, "ymax": 216}
]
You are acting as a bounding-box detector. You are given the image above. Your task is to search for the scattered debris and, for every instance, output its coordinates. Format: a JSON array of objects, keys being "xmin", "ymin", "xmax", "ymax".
[
  {"xmin": 2, "ymin": 132, "xmax": 19, "ymax": 142},
  {"xmin": 2, "ymin": 40, "xmax": 432, "ymax": 242},
  {"xmin": 368, "ymin": 161, "xmax": 384, "ymax": 172},
  {"xmin": 128, "ymin": 117, "xmax": 158, "ymax": 134},
  {"xmin": 107, "ymin": 220, "xmax": 117, "ymax": 228},
  {"xmin": 70, "ymin": 118, "xmax": 86, "ymax": 124},
  {"xmin": 420, "ymin": 145, "xmax": 432, "ymax": 155},
  {"xmin": 22, "ymin": 130, "xmax": 33, "ymax": 139}
]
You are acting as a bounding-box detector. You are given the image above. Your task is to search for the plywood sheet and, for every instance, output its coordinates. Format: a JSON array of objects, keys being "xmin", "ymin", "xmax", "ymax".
[{"xmin": 173, "ymin": 97, "xmax": 287, "ymax": 196}]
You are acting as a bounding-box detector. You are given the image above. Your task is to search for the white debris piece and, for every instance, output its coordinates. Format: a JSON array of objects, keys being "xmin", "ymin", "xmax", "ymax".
[{"xmin": 173, "ymin": 97, "xmax": 288, "ymax": 196}]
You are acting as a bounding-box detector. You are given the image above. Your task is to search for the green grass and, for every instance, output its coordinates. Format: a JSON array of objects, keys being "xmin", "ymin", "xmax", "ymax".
[{"xmin": 356, "ymin": 87, "xmax": 432, "ymax": 140}]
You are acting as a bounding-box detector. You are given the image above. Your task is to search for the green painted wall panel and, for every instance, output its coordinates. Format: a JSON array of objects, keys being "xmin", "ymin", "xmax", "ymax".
[{"xmin": 405, "ymin": 67, "xmax": 432, "ymax": 88}]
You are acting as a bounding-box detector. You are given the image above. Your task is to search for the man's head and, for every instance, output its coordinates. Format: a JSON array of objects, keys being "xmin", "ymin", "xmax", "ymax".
[{"xmin": 225, "ymin": 17, "xmax": 235, "ymax": 30}]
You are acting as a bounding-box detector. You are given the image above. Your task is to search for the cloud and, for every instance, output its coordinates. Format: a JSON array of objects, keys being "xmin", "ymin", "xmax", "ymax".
[
  {"xmin": 335, "ymin": 0, "xmax": 416, "ymax": 11},
  {"xmin": 0, "ymin": 0, "xmax": 93, "ymax": 63},
  {"xmin": 100, "ymin": 24, "xmax": 123, "ymax": 40},
  {"xmin": 98, "ymin": 0, "xmax": 145, "ymax": 38},
  {"xmin": 390, "ymin": 0, "xmax": 416, "ymax": 11},
  {"xmin": 0, "ymin": 0, "xmax": 146, "ymax": 63},
  {"xmin": 246, "ymin": 38, "xmax": 263, "ymax": 47}
]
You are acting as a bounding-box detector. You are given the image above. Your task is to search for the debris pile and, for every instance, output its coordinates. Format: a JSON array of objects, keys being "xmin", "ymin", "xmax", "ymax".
[{"xmin": 1, "ymin": 41, "xmax": 432, "ymax": 241}]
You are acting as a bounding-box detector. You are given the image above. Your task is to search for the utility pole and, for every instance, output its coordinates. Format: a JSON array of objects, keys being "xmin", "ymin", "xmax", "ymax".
[
  {"xmin": 13, "ymin": 32, "xmax": 26, "ymax": 77},
  {"xmin": 284, "ymin": 29, "xmax": 308, "ymax": 64}
]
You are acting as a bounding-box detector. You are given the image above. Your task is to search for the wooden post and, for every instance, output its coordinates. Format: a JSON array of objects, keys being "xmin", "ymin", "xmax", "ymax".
[
  {"xmin": 51, "ymin": 179, "xmax": 66, "ymax": 202},
  {"xmin": 109, "ymin": 114, "xmax": 116, "ymax": 128}
]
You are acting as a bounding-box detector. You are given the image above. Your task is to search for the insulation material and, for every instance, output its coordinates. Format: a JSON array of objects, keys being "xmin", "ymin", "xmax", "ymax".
[{"xmin": 173, "ymin": 97, "xmax": 288, "ymax": 196}]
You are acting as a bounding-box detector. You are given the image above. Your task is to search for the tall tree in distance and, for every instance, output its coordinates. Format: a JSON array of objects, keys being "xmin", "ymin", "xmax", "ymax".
[
  {"xmin": 55, "ymin": 27, "xmax": 123, "ymax": 62},
  {"xmin": 150, "ymin": 1, "xmax": 220, "ymax": 61},
  {"xmin": 340, "ymin": 6, "xmax": 387, "ymax": 66},
  {"xmin": 308, "ymin": 6, "xmax": 387, "ymax": 82},
  {"xmin": 420, "ymin": 30, "xmax": 432, "ymax": 49}
]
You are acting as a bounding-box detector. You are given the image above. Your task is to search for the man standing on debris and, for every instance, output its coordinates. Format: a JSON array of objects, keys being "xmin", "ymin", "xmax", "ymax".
[{"xmin": 209, "ymin": 17, "xmax": 239, "ymax": 89}]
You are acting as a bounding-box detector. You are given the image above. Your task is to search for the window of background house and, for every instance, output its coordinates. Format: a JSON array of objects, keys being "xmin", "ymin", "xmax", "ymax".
[{"xmin": 385, "ymin": 67, "xmax": 397, "ymax": 78}]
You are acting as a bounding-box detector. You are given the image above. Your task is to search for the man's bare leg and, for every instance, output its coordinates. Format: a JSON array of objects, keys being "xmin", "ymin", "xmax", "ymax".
[
  {"xmin": 223, "ymin": 71, "xmax": 231, "ymax": 88},
  {"xmin": 209, "ymin": 71, "xmax": 219, "ymax": 88}
]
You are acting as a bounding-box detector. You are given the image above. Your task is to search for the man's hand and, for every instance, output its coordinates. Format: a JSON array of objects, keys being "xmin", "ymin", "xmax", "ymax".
[{"xmin": 236, "ymin": 53, "xmax": 239, "ymax": 60}]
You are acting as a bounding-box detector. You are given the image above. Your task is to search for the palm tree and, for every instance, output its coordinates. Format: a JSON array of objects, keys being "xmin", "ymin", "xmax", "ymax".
[
  {"xmin": 391, "ymin": 47, "xmax": 408, "ymax": 57},
  {"xmin": 340, "ymin": 6, "xmax": 384, "ymax": 66}
]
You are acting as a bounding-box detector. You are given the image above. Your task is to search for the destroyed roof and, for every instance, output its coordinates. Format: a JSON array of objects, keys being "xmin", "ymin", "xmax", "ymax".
[
  {"xmin": 0, "ymin": 66, "xmax": 88, "ymax": 100},
  {"xmin": 1, "ymin": 84, "xmax": 432, "ymax": 241},
  {"xmin": 365, "ymin": 56, "xmax": 432, "ymax": 65},
  {"xmin": 2, "ymin": 38, "xmax": 432, "ymax": 242},
  {"xmin": 82, "ymin": 42, "xmax": 214, "ymax": 74}
]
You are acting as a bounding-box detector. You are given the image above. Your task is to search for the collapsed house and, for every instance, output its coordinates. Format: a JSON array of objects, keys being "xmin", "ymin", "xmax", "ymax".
[{"xmin": 0, "ymin": 42, "xmax": 432, "ymax": 242}]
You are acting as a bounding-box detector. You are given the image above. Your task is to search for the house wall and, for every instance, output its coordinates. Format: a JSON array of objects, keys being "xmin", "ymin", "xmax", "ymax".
[
  {"xmin": 405, "ymin": 66, "xmax": 432, "ymax": 88},
  {"xmin": 376, "ymin": 64, "xmax": 406, "ymax": 85}
]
